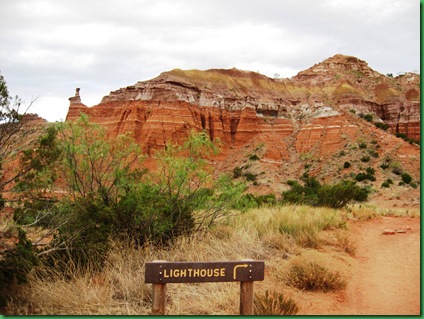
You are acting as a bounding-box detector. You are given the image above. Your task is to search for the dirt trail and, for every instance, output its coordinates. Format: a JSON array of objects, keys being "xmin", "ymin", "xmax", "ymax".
[{"xmin": 300, "ymin": 216, "xmax": 421, "ymax": 315}]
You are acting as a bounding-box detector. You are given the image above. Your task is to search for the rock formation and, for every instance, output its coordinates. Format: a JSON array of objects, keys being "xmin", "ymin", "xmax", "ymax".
[{"xmin": 65, "ymin": 54, "xmax": 420, "ymax": 202}]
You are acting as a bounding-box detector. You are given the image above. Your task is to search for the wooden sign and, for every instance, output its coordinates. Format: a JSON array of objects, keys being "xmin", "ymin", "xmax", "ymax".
[
  {"xmin": 145, "ymin": 260, "xmax": 264, "ymax": 284},
  {"xmin": 145, "ymin": 260, "xmax": 265, "ymax": 315}
]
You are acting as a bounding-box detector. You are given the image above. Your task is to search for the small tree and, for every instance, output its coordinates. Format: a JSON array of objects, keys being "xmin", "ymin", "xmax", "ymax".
[
  {"xmin": 117, "ymin": 130, "xmax": 245, "ymax": 245},
  {"xmin": 0, "ymin": 72, "xmax": 35, "ymax": 206},
  {"xmin": 0, "ymin": 73, "xmax": 39, "ymax": 303}
]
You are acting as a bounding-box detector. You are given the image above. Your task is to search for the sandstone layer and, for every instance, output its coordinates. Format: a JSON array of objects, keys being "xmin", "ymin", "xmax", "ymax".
[{"xmin": 65, "ymin": 54, "xmax": 420, "ymax": 204}]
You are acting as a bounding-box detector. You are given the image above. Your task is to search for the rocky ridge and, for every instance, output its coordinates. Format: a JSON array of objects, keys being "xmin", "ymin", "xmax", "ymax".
[{"xmin": 66, "ymin": 54, "xmax": 420, "ymax": 206}]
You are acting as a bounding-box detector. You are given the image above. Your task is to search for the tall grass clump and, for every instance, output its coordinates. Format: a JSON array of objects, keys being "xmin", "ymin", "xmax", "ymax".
[
  {"xmin": 286, "ymin": 261, "xmax": 347, "ymax": 292},
  {"xmin": 254, "ymin": 290, "xmax": 299, "ymax": 315},
  {"xmin": 276, "ymin": 206, "xmax": 346, "ymax": 248}
]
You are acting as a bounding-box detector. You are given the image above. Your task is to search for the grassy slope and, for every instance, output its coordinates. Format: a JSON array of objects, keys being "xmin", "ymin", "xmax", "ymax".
[{"xmin": 7, "ymin": 205, "xmax": 419, "ymax": 315}]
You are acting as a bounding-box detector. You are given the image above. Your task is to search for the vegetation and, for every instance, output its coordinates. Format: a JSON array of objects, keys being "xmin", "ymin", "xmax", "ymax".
[
  {"xmin": 363, "ymin": 114, "xmax": 373, "ymax": 122},
  {"xmin": 0, "ymin": 73, "xmax": 39, "ymax": 303},
  {"xmin": 401, "ymin": 173, "xmax": 412, "ymax": 184},
  {"xmin": 0, "ymin": 65, "xmax": 420, "ymax": 315},
  {"xmin": 254, "ymin": 290, "xmax": 299, "ymax": 315},
  {"xmin": 286, "ymin": 261, "xmax": 347, "ymax": 292},
  {"xmin": 374, "ymin": 122, "xmax": 389, "ymax": 131},
  {"xmin": 248, "ymin": 153, "xmax": 260, "ymax": 161},
  {"xmin": 395, "ymin": 132, "xmax": 419, "ymax": 145},
  {"xmin": 282, "ymin": 177, "xmax": 368, "ymax": 209},
  {"xmin": 4, "ymin": 205, "xmax": 361, "ymax": 314},
  {"xmin": 2, "ymin": 115, "xmax": 246, "ymax": 294}
]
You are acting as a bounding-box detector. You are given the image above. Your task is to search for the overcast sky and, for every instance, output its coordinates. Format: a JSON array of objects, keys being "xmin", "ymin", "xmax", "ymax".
[{"xmin": 0, "ymin": 0, "xmax": 420, "ymax": 122}]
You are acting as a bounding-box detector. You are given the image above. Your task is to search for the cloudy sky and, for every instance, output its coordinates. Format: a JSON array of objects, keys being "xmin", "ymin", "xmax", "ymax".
[{"xmin": 0, "ymin": 0, "xmax": 420, "ymax": 122}]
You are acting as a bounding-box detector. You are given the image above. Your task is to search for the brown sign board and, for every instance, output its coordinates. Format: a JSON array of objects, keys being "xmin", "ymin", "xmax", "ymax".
[{"xmin": 145, "ymin": 260, "xmax": 265, "ymax": 284}]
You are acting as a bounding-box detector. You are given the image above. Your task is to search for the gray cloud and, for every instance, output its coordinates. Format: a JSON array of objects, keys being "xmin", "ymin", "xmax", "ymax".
[{"xmin": 0, "ymin": 0, "xmax": 419, "ymax": 121}]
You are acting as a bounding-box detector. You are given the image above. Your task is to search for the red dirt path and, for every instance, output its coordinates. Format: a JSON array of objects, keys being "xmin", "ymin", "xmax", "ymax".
[{"xmin": 299, "ymin": 216, "xmax": 421, "ymax": 315}]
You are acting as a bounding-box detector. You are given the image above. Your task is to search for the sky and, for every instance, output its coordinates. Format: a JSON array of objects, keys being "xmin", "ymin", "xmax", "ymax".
[{"xmin": 0, "ymin": 0, "xmax": 420, "ymax": 122}]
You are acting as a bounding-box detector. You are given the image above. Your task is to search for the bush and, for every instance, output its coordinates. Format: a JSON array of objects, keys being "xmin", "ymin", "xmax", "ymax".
[
  {"xmin": 363, "ymin": 114, "xmax": 373, "ymax": 122},
  {"xmin": 256, "ymin": 194, "xmax": 277, "ymax": 206},
  {"xmin": 361, "ymin": 156, "xmax": 370, "ymax": 162},
  {"xmin": 343, "ymin": 161, "xmax": 351, "ymax": 168},
  {"xmin": 232, "ymin": 193, "xmax": 277, "ymax": 211},
  {"xmin": 380, "ymin": 157, "xmax": 391, "ymax": 170},
  {"xmin": 359, "ymin": 142, "xmax": 367, "ymax": 149},
  {"xmin": 355, "ymin": 173, "xmax": 366, "ymax": 182},
  {"xmin": 282, "ymin": 178, "xmax": 368, "ymax": 208},
  {"xmin": 381, "ymin": 179, "xmax": 393, "ymax": 188},
  {"xmin": 368, "ymin": 149, "xmax": 379, "ymax": 158},
  {"xmin": 365, "ymin": 167, "xmax": 375, "ymax": 175},
  {"xmin": 381, "ymin": 181, "xmax": 390, "ymax": 188},
  {"xmin": 401, "ymin": 173, "xmax": 412, "ymax": 184},
  {"xmin": 233, "ymin": 166, "xmax": 242, "ymax": 178},
  {"xmin": 286, "ymin": 262, "xmax": 347, "ymax": 292},
  {"xmin": 317, "ymin": 180, "xmax": 369, "ymax": 208},
  {"xmin": 249, "ymin": 154, "xmax": 260, "ymax": 161},
  {"xmin": 14, "ymin": 120, "xmax": 245, "ymax": 269},
  {"xmin": 243, "ymin": 171, "xmax": 257, "ymax": 182},
  {"xmin": 375, "ymin": 122, "xmax": 389, "ymax": 131},
  {"xmin": 254, "ymin": 290, "xmax": 299, "ymax": 315},
  {"xmin": 0, "ymin": 228, "xmax": 39, "ymax": 306}
]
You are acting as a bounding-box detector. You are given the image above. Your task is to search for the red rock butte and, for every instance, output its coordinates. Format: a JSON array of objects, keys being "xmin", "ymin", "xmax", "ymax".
[{"xmin": 65, "ymin": 54, "xmax": 420, "ymax": 199}]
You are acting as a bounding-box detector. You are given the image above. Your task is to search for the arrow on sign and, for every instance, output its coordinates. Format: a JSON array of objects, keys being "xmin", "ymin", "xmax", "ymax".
[{"xmin": 233, "ymin": 264, "xmax": 248, "ymax": 280}]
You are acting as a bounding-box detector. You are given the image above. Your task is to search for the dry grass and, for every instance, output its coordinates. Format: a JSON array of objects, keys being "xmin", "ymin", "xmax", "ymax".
[
  {"xmin": 7, "ymin": 205, "xmax": 359, "ymax": 315},
  {"xmin": 349, "ymin": 204, "xmax": 420, "ymax": 220}
]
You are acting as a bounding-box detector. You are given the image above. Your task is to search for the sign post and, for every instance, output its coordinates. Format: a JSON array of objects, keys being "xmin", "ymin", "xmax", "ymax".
[{"xmin": 145, "ymin": 260, "xmax": 265, "ymax": 315}]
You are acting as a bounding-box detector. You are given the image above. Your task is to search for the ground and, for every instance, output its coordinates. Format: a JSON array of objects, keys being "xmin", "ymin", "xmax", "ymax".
[{"xmin": 297, "ymin": 216, "xmax": 420, "ymax": 315}]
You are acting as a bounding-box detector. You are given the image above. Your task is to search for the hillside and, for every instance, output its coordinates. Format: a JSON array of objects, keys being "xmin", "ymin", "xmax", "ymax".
[{"xmin": 63, "ymin": 54, "xmax": 420, "ymax": 208}]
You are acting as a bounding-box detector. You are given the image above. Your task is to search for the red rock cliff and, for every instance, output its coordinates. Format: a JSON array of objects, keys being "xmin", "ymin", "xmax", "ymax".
[{"xmin": 65, "ymin": 54, "xmax": 420, "ymax": 200}]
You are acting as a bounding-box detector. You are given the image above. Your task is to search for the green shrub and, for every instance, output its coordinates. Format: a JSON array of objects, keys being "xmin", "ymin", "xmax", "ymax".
[
  {"xmin": 316, "ymin": 180, "xmax": 369, "ymax": 208},
  {"xmin": 233, "ymin": 166, "xmax": 242, "ymax": 178},
  {"xmin": 286, "ymin": 262, "xmax": 347, "ymax": 292},
  {"xmin": 282, "ymin": 178, "xmax": 368, "ymax": 208},
  {"xmin": 231, "ymin": 193, "xmax": 277, "ymax": 211},
  {"xmin": 381, "ymin": 179, "xmax": 393, "ymax": 188},
  {"xmin": 368, "ymin": 149, "xmax": 379, "ymax": 158},
  {"xmin": 401, "ymin": 173, "xmax": 412, "ymax": 184},
  {"xmin": 0, "ymin": 228, "xmax": 39, "ymax": 306},
  {"xmin": 380, "ymin": 157, "xmax": 391, "ymax": 170},
  {"xmin": 254, "ymin": 290, "xmax": 299, "ymax": 315},
  {"xmin": 363, "ymin": 114, "xmax": 373, "ymax": 122},
  {"xmin": 361, "ymin": 156, "xmax": 370, "ymax": 162},
  {"xmin": 343, "ymin": 161, "xmax": 351, "ymax": 168},
  {"xmin": 359, "ymin": 142, "xmax": 367, "ymax": 149},
  {"xmin": 286, "ymin": 180, "xmax": 297, "ymax": 186},
  {"xmin": 355, "ymin": 173, "xmax": 366, "ymax": 182},
  {"xmin": 375, "ymin": 122, "xmax": 389, "ymax": 130},
  {"xmin": 232, "ymin": 193, "xmax": 259, "ymax": 211},
  {"xmin": 243, "ymin": 171, "xmax": 257, "ymax": 181},
  {"xmin": 396, "ymin": 132, "xmax": 419, "ymax": 144},
  {"xmin": 381, "ymin": 181, "xmax": 390, "ymax": 188},
  {"xmin": 410, "ymin": 182, "xmax": 418, "ymax": 189},
  {"xmin": 365, "ymin": 167, "xmax": 375, "ymax": 175},
  {"xmin": 249, "ymin": 154, "xmax": 260, "ymax": 161},
  {"xmin": 256, "ymin": 193, "xmax": 277, "ymax": 206}
]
